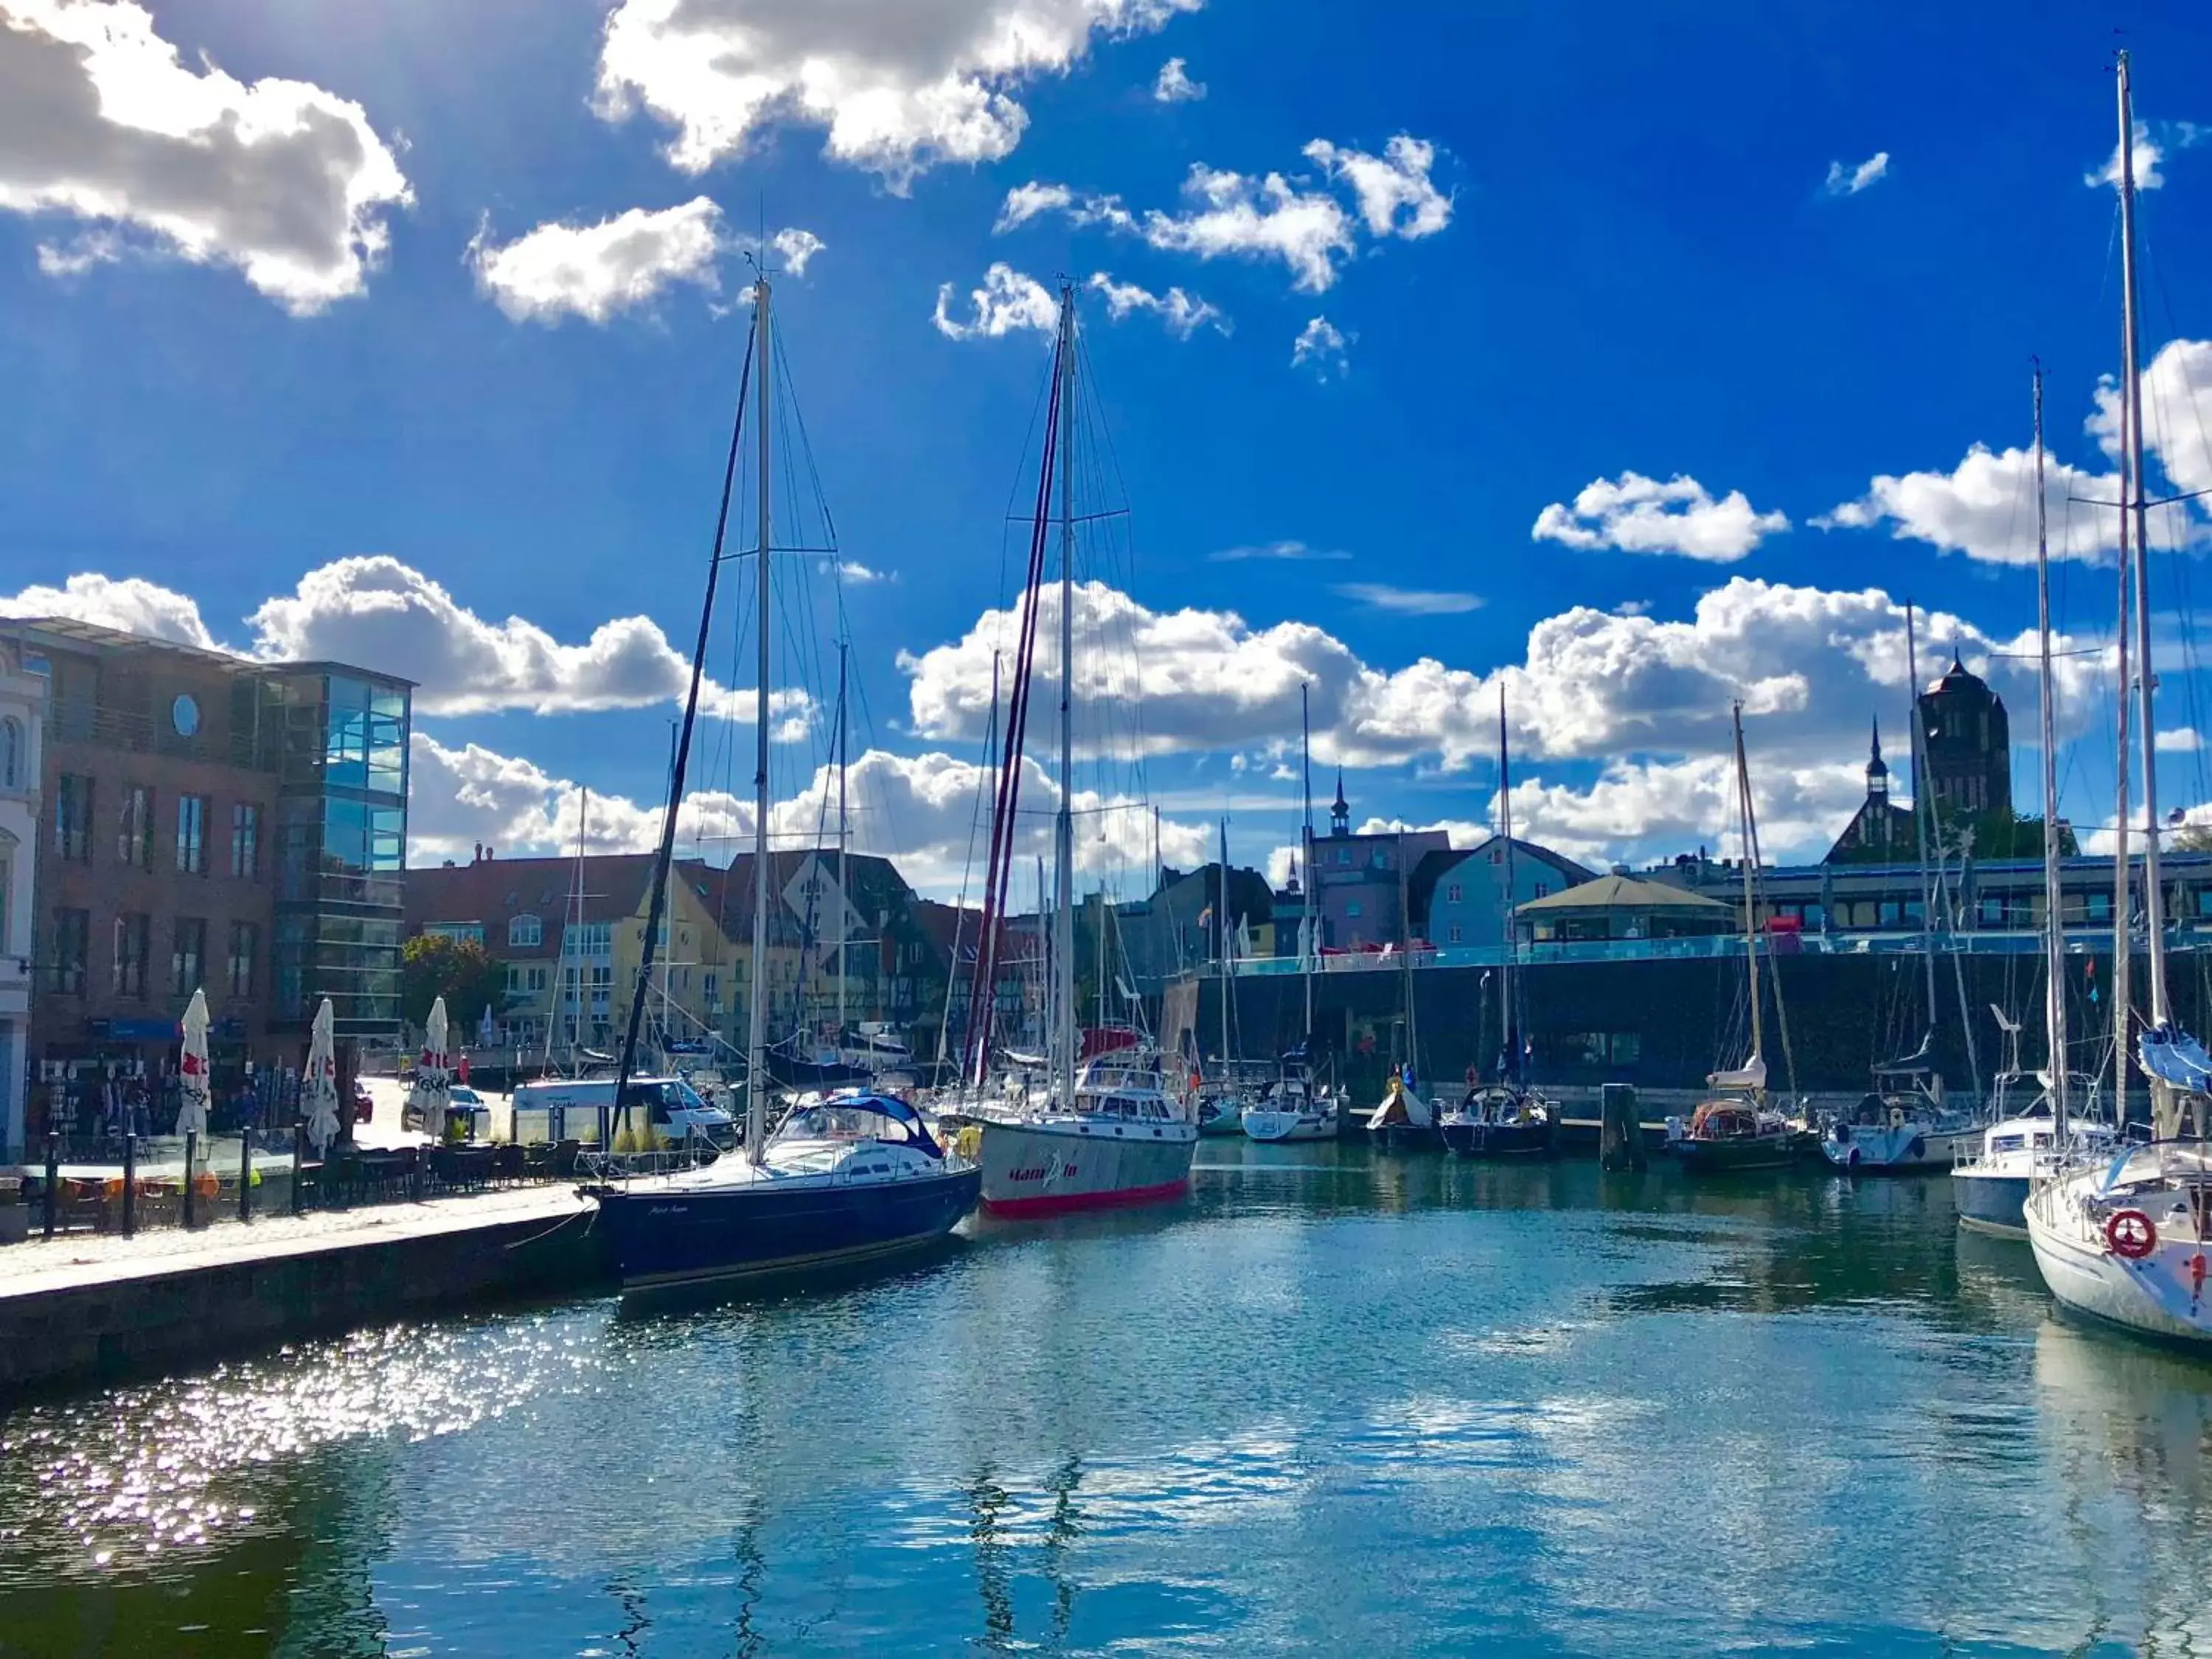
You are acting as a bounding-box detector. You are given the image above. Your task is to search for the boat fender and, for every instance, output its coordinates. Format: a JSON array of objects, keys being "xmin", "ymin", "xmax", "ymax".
[
  {"xmin": 1888, "ymin": 1107, "xmax": 1906, "ymax": 1133},
  {"xmin": 2190, "ymin": 1253, "xmax": 2208, "ymax": 1302},
  {"xmin": 1904, "ymin": 1137, "xmax": 1926, "ymax": 1163},
  {"xmin": 2104, "ymin": 1208, "xmax": 2157, "ymax": 1261},
  {"xmin": 1833, "ymin": 1123, "xmax": 1852, "ymax": 1145}
]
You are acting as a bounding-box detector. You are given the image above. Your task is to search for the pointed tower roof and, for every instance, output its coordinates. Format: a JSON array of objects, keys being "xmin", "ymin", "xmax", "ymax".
[
  {"xmin": 1866, "ymin": 716, "xmax": 1888, "ymax": 780},
  {"xmin": 1332, "ymin": 767, "xmax": 1348, "ymax": 813}
]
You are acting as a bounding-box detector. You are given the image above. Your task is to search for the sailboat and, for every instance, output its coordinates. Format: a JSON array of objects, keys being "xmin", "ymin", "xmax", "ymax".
[
  {"xmin": 1823, "ymin": 610, "xmax": 1983, "ymax": 1171},
  {"xmin": 2025, "ymin": 52, "xmax": 2212, "ymax": 1346},
  {"xmin": 586, "ymin": 266, "xmax": 979, "ymax": 1289},
  {"xmin": 1244, "ymin": 686, "xmax": 1340, "ymax": 1144},
  {"xmin": 1668, "ymin": 705, "xmax": 1804, "ymax": 1173},
  {"xmin": 1954, "ymin": 369, "xmax": 2116, "ymax": 1237},
  {"xmin": 1441, "ymin": 688, "xmax": 1554, "ymax": 1158},
  {"xmin": 970, "ymin": 285, "xmax": 1200, "ymax": 1217}
]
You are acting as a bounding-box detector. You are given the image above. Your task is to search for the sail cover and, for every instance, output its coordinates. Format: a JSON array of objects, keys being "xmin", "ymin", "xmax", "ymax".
[
  {"xmin": 1706, "ymin": 1054, "xmax": 1767, "ymax": 1091},
  {"xmin": 2137, "ymin": 1023, "xmax": 2212, "ymax": 1091}
]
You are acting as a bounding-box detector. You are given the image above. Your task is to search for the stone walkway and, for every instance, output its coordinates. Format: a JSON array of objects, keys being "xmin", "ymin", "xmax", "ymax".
[{"xmin": 0, "ymin": 1183, "xmax": 594, "ymax": 1301}]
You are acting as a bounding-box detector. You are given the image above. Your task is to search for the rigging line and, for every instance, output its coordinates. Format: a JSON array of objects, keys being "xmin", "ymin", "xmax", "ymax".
[{"xmin": 613, "ymin": 310, "xmax": 755, "ymax": 1135}]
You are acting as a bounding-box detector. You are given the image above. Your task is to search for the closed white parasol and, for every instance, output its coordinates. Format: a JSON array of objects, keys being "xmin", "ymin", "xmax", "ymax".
[
  {"xmin": 175, "ymin": 987, "xmax": 212, "ymax": 1142},
  {"xmin": 304, "ymin": 997, "xmax": 341, "ymax": 1154}
]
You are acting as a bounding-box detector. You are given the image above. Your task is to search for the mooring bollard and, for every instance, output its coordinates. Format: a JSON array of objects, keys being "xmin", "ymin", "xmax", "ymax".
[
  {"xmin": 121, "ymin": 1133, "xmax": 137, "ymax": 1237},
  {"xmin": 239, "ymin": 1130, "xmax": 254, "ymax": 1223},
  {"xmin": 291, "ymin": 1123, "xmax": 307, "ymax": 1217},
  {"xmin": 1600, "ymin": 1082, "xmax": 1646, "ymax": 1172},
  {"xmin": 182, "ymin": 1130, "xmax": 198, "ymax": 1229},
  {"xmin": 42, "ymin": 1132, "xmax": 58, "ymax": 1239}
]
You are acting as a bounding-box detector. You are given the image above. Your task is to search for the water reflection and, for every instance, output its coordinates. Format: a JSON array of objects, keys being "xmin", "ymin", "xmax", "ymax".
[{"xmin": 0, "ymin": 1151, "xmax": 2208, "ymax": 1656}]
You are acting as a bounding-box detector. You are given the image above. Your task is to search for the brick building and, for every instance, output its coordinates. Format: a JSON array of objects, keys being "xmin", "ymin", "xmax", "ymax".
[{"xmin": 2, "ymin": 619, "xmax": 412, "ymax": 1105}]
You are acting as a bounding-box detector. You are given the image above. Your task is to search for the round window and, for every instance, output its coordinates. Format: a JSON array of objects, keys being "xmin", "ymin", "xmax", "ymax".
[{"xmin": 170, "ymin": 693, "xmax": 201, "ymax": 737}]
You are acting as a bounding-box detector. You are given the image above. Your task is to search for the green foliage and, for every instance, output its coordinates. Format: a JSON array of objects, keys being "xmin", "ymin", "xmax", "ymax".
[
  {"xmin": 2175, "ymin": 822, "xmax": 2212, "ymax": 854},
  {"xmin": 400, "ymin": 933, "xmax": 507, "ymax": 1032}
]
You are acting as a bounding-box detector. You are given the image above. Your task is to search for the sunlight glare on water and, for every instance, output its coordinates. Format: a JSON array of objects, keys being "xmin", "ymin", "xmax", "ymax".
[{"xmin": 1, "ymin": 1147, "xmax": 2208, "ymax": 1657}]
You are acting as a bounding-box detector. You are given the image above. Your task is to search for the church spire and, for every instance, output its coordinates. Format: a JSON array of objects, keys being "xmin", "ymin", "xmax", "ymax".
[
  {"xmin": 1330, "ymin": 767, "xmax": 1349, "ymax": 835},
  {"xmin": 1867, "ymin": 716, "xmax": 1889, "ymax": 791}
]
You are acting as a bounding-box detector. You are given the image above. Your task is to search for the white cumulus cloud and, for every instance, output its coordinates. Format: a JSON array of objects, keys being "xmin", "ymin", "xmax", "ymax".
[
  {"xmin": 0, "ymin": 571, "xmax": 218, "ymax": 646},
  {"xmin": 1531, "ymin": 471, "xmax": 1789, "ymax": 562},
  {"xmin": 1153, "ymin": 55, "xmax": 1204, "ymax": 102},
  {"xmin": 467, "ymin": 197, "xmax": 726, "ymax": 324},
  {"xmin": 1815, "ymin": 445, "xmax": 2128, "ymax": 566},
  {"xmin": 1292, "ymin": 315, "xmax": 1348, "ymax": 378},
  {"xmin": 0, "ymin": 0, "xmax": 411, "ymax": 312},
  {"xmin": 933, "ymin": 261, "xmax": 1060, "ymax": 339},
  {"xmin": 1823, "ymin": 150, "xmax": 1890, "ymax": 196},
  {"xmin": 594, "ymin": 0, "xmax": 1200, "ymax": 189},
  {"xmin": 1086, "ymin": 270, "xmax": 1225, "ymax": 337},
  {"xmin": 1303, "ymin": 135, "xmax": 1451, "ymax": 237}
]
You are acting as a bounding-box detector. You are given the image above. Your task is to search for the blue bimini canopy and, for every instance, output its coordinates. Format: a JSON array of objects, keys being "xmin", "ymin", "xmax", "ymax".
[{"xmin": 2137, "ymin": 1023, "xmax": 2212, "ymax": 1092}]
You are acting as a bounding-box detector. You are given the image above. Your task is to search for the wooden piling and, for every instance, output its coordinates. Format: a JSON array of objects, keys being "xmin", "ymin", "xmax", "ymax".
[{"xmin": 1600, "ymin": 1083, "xmax": 1645, "ymax": 1172}]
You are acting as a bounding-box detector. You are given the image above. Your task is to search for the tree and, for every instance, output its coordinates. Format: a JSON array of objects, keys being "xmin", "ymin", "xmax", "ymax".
[
  {"xmin": 2175, "ymin": 821, "xmax": 2212, "ymax": 854},
  {"xmin": 401, "ymin": 933, "xmax": 507, "ymax": 1033}
]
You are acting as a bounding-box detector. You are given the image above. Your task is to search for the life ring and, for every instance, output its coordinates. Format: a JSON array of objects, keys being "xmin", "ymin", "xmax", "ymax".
[{"xmin": 2104, "ymin": 1209, "xmax": 2157, "ymax": 1261}]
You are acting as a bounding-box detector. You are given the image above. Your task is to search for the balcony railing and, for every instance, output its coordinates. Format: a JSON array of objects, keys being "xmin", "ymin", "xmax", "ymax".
[
  {"xmin": 1228, "ymin": 922, "xmax": 2212, "ymax": 975},
  {"xmin": 49, "ymin": 698, "xmax": 273, "ymax": 770}
]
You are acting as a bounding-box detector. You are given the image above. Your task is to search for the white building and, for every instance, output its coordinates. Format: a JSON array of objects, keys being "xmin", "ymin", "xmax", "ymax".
[{"xmin": 0, "ymin": 640, "xmax": 42, "ymax": 1164}]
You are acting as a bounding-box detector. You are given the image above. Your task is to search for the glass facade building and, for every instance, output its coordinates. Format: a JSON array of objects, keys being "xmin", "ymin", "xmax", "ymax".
[{"xmin": 273, "ymin": 670, "xmax": 411, "ymax": 1041}]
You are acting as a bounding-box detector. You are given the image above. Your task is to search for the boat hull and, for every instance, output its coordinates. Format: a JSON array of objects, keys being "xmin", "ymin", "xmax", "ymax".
[
  {"xmin": 2025, "ymin": 1208, "xmax": 2212, "ymax": 1349},
  {"xmin": 591, "ymin": 1167, "xmax": 981, "ymax": 1290},
  {"xmin": 1822, "ymin": 1124, "xmax": 1976, "ymax": 1172},
  {"xmin": 1952, "ymin": 1169, "xmax": 2032, "ymax": 1239},
  {"xmin": 1370, "ymin": 1124, "xmax": 1441, "ymax": 1154},
  {"xmin": 1670, "ymin": 1131, "xmax": 1804, "ymax": 1174},
  {"xmin": 1440, "ymin": 1118, "xmax": 1551, "ymax": 1158},
  {"xmin": 977, "ymin": 1117, "xmax": 1197, "ymax": 1217},
  {"xmin": 1242, "ymin": 1109, "xmax": 1334, "ymax": 1143}
]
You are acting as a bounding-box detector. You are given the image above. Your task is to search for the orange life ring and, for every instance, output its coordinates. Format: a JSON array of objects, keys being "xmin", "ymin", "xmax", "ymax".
[{"xmin": 2105, "ymin": 1208, "xmax": 2157, "ymax": 1261}]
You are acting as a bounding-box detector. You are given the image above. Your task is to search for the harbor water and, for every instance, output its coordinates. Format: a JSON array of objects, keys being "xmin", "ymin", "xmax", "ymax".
[{"xmin": 1, "ymin": 1146, "xmax": 2207, "ymax": 1657}]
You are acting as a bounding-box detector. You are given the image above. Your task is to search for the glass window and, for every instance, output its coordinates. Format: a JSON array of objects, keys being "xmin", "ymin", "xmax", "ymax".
[
  {"xmin": 566, "ymin": 921, "xmax": 612, "ymax": 957},
  {"xmin": 227, "ymin": 922, "xmax": 259, "ymax": 998},
  {"xmin": 1445, "ymin": 883, "xmax": 1462, "ymax": 903},
  {"xmin": 1446, "ymin": 925, "xmax": 1462, "ymax": 944},
  {"xmin": 47, "ymin": 908, "xmax": 89, "ymax": 994},
  {"xmin": 55, "ymin": 773, "xmax": 93, "ymax": 863},
  {"xmin": 111, "ymin": 913, "xmax": 150, "ymax": 998},
  {"xmin": 1346, "ymin": 902, "xmax": 1363, "ymax": 919},
  {"xmin": 116, "ymin": 785, "xmax": 154, "ymax": 869},
  {"xmin": 175, "ymin": 795, "xmax": 208, "ymax": 875},
  {"xmin": 172, "ymin": 917, "xmax": 207, "ymax": 996},
  {"xmin": 509, "ymin": 913, "xmax": 543, "ymax": 948},
  {"xmin": 425, "ymin": 922, "xmax": 485, "ymax": 945},
  {"xmin": 0, "ymin": 716, "xmax": 20, "ymax": 789},
  {"xmin": 230, "ymin": 803, "xmax": 260, "ymax": 878}
]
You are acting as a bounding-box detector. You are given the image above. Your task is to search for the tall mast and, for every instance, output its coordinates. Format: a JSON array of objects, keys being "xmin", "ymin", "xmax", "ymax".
[
  {"xmin": 1498, "ymin": 685, "xmax": 1516, "ymax": 1076},
  {"xmin": 1300, "ymin": 683, "xmax": 1313, "ymax": 1044},
  {"xmin": 1733, "ymin": 704, "xmax": 1763, "ymax": 1068},
  {"xmin": 1052, "ymin": 283, "xmax": 1077, "ymax": 1110},
  {"xmin": 1902, "ymin": 605, "xmax": 1940, "ymax": 1037},
  {"xmin": 2032, "ymin": 364, "xmax": 2070, "ymax": 1133},
  {"xmin": 547, "ymin": 787, "xmax": 587, "ymax": 1074},
  {"xmin": 745, "ymin": 271, "xmax": 773, "ymax": 1162},
  {"xmin": 2118, "ymin": 50, "xmax": 2168, "ymax": 1037},
  {"xmin": 835, "ymin": 638, "xmax": 848, "ymax": 1043},
  {"xmin": 1217, "ymin": 816, "xmax": 1232, "ymax": 1065}
]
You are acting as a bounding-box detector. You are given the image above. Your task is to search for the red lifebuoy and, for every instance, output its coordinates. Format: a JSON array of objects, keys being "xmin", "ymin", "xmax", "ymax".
[{"xmin": 2105, "ymin": 1209, "xmax": 2157, "ymax": 1261}]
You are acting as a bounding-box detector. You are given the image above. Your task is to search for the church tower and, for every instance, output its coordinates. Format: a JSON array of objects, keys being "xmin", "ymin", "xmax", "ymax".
[
  {"xmin": 1918, "ymin": 651, "xmax": 2012, "ymax": 821},
  {"xmin": 1330, "ymin": 768, "xmax": 1349, "ymax": 837}
]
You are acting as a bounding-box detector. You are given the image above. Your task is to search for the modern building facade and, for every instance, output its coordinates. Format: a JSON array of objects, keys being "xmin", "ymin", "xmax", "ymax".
[
  {"xmin": 0, "ymin": 640, "xmax": 42, "ymax": 1161},
  {"xmin": 1, "ymin": 619, "xmax": 411, "ymax": 1105}
]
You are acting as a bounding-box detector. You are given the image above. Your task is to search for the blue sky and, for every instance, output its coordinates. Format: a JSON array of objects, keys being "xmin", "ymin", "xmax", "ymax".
[{"xmin": 3, "ymin": 0, "xmax": 2211, "ymax": 896}]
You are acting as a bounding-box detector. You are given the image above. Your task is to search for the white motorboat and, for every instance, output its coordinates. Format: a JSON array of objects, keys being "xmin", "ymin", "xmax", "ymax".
[
  {"xmin": 2024, "ymin": 1141, "xmax": 2212, "ymax": 1347},
  {"xmin": 1952, "ymin": 1072, "xmax": 2110, "ymax": 1239}
]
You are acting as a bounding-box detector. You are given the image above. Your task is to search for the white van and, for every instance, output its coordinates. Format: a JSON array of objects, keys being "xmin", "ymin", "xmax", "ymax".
[{"xmin": 509, "ymin": 1074, "xmax": 735, "ymax": 1147}]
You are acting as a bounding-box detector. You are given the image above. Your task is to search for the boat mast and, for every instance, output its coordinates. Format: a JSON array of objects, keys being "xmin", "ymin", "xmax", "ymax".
[
  {"xmin": 1296, "ymin": 701, "xmax": 1315, "ymax": 1040},
  {"xmin": 745, "ymin": 271, "xmax": 773, "ymax": 1163},
  {"xmin": 2032, "ymin": 364, "xmax": 2070, "ymax": 1133},
  {"xmin": 1217, "ymin": 816, "xmax": 1232, "ymax": 1066},
  {"xmin": 1498, "ymin": 685, "xmax": 1516, "ymax": 1079},
  {"xmin": 1733, "ymin": 703, "xmax": 1763, "ymax": 1070},
  {"xmin": 2118, "ymin": 51, "xmax": 2168, "ymax": 1042},
  {"xmin": 835, "ymin": 637, "xmax": 848, "ymax": 1046},
  {"xmin": 547, "ymin": 787, "xmax": 585, "ymax": 1074},
  {"xmin": 1052, "ymin": 283, "xmax": 1077, "ymax": 1110},
  {"xmin": 1903, "ymin": 605, "xmax": 1939, "ymax": 1037}
]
